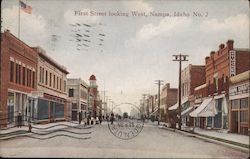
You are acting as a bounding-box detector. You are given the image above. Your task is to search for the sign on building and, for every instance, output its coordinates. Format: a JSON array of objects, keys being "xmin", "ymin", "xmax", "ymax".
[{"xmin": 229, "ymin": 50, "xmax": 236, "ymax": 77}]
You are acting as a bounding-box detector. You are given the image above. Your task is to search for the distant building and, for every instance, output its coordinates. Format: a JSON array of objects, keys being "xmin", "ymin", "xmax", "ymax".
[
  {"xmin": 67, "ymin": 78, "xmax": 88, "ymax": 121},
  {"xmin": 88, "ymin": 75, "xmax": 101, "ymax": 118},
  {"xmin": 160, "ymin": 83, "xmax": 178, "ymax": 123},
  {"xmin": 0, "ymin": 30, "xmax": 38, "ymax": 128}
]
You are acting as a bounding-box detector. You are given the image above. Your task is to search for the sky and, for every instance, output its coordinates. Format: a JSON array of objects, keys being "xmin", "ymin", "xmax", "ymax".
[{"xmin": 1, "ymin": 0, "xmax": 249, "ymax": 112}]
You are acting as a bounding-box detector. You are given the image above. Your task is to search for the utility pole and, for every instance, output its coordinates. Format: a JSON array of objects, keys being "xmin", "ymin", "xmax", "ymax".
[
  {"xmin": 172, "ymin": 54, "xmax": 188, "ymax": 130},
  {"xmin": 155, "ymin": 80, "xmax": 164, "ymax": 125}
]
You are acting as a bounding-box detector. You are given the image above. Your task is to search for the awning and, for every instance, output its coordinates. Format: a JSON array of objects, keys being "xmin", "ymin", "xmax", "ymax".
[
  {"xmin": 181, "ymin": 107, "xmax": 193, "ymax": 116},
  {"xmin": 189, "ymin": 98, "xmax": 217, "ymax": 117},
  {"xmin": 214, "ymin": 94, "xmax": 225, "ymax": 99},
  {"xmin": 150, "ymin": 108, "xmax": 159, "ymax": 115},
  {"xmin": 168, "ymin": 98, "xmax": 189, "ymax": 111},
  {"xmin": 168, "ymin": 103, "xmax": 178, "ymax": 110}
]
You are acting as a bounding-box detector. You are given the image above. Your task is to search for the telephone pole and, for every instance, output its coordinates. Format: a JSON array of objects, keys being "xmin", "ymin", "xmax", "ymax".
[
  {"xmin": 155, "ymin": 80, "xmax": 164, "ymax": 125},
  {"xmin": 172, "ymin": 54, "xmax": 188, "ymax": 130}
]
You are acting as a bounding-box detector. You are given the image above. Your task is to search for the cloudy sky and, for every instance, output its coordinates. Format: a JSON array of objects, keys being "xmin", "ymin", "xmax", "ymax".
[{"xmin": 1, "ymin": 0, "xmax": 249, "ymax": 110}]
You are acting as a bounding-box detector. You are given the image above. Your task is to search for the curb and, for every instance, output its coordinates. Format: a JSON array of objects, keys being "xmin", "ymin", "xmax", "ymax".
[{"xmin": 159, "ymin": 126, "xmax": 249, "ymax": 153}]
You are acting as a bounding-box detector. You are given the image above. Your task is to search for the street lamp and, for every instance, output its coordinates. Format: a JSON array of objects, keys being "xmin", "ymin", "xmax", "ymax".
[{"xmin": 172, "ymin": 54, "xmax": 188, "ymax": 130}]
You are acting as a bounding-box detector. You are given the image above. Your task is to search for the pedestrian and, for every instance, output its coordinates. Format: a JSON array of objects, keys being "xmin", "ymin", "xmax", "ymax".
[
  {"xmin": 79, "ymin": 111, "xmax": 82, "ymax": 124},
  {"xmin": 99, "ymin": 114, "xmax": 102, "ymax": 125},
  {"xmin": 111, "ymin": 112, "xmax": 114, "ymax": 125},
  {"xmin": 17, "ymin": 112, "xmax": 22, "ymax": 128}
]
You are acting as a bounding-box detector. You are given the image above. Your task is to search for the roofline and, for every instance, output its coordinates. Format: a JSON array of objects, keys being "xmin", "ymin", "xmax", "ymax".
[{"xmin": 34, "ymin": 47, "xmax": 69, "ymax": 74}]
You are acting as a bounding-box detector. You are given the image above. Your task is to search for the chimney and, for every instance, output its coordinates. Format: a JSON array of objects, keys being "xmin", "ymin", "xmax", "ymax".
[
  {"xmin": 165, "ymin": 83, "xmax": 170, "ymax": 89},
  {"xmin": 226, "ymin": 40, "xmax": 234, "ymax": 50},
  {"xmin": 210, "ymin": 51, "xmax": 215, "ymax": 57},
  {"xmin": 219, "ymin": 44, "xmax": 225, "ymax": 50},
  {"xmin": 205, "ymin": 56, "xmax": 210, "ymax": 64}
]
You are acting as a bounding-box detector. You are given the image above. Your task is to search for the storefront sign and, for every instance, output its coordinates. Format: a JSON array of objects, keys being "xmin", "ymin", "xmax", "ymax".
[
  {"xmin": 229, "ymin": 50, "xmax": 236, "ymax": 77},
  {"xmin": 229, "ymin": 82, "xmax": 250, "ymax": 96}
]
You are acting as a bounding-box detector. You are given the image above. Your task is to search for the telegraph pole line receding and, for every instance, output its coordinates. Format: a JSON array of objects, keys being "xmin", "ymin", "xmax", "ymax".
[
  {"xmin": 172, "ymin": 54, "xmax": 188, "ymax": 130},
  {"xmin": 155, "ymin": 80, "xmax": 164, "ymax": 125}
]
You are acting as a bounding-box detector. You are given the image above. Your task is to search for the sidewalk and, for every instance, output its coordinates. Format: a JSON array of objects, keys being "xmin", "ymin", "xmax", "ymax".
[
  {"xmin": 193, "ymin": 127, "xmax": 249, "ymax": 146},
  {"xmin": 158, "ymin": 124, "xmax": 249, "ymax": 153}
]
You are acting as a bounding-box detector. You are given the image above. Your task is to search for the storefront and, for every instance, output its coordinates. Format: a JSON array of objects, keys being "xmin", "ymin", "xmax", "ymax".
[
  {"xmin": 229, "ymin": 71, "xmax": 249, "ymax": 135},
  {"xmin": 28, "ymin": 92, "xmax": 66, "ymax": 123},
  {"xmin": 7, "ymin": 90, "xmax": 31, "ymax": 126}
]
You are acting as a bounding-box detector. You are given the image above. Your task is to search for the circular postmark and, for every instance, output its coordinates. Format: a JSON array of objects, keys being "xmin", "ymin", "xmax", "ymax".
[{"xmin": 107, "ymin": 103, "xmax": 144, "ymax": 140}]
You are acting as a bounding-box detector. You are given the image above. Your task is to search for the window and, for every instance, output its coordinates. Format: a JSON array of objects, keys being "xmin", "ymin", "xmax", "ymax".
[
  {"xmin": 39, "ymin": 67, "xmax": 42, "ymax": 83},
  {"xmin": 37, "ymin": 99, "xmax": 49, "ymax": 120},
  {"xmin": 60, "ymin": 79, "xmax": 62, "ymax": 90},
  {"xmin": 55, "ymin": 103, "xmax": 64, "ymax": 118},
  {"xmin": 16, "ymin": 63, "xmax": 19, "ymax": 83},
  {"xmin": 64, "ymin": 80, "xmax": 66, "ymax": 92},
  {"xmin": 72, "ymin": 103, "xmax": 77, "ymax": 110},
  {"xmin": 216, "ymin": 98, "xmax": 222, "ymax": 112},
  {"xmin": 69, "ymin": 88, "xmax": 74, "ymax": 97},
  {"xmin": 231, "ymin": 99, "xmax": 239, "ymax": 109},
  {"xmin": 32, "ymin": 71, "xmax": 35, "ymax": 88},
  {"xmin": 10, "ymin": 61, "xmax": 14, "ymax": 82},
  {"xmin": 214, "ymin": 77, "xmax": 218, "ymax": 93},
  {"xmin": 26, "ymin": 69, "xmax": 28, "ymax": 87},
  {"xmin": 42, "ymin": 68, "xmax": 44, "ymax": 83},
  {"xmin": 18, "ymin": 64, "xmax": 21, "ymax": 84},
  {"xmin": 240, "ymin": 98, "xmax": 248, "ymax": 109},
  {"xmin": 28, "ymin": 69, "xmax": 31, "ymax": 87},
  {"xmin": 53, "ymin": 75, "xmax": 56, "ymax": 88},
  {"xmin": 45, "ymin": 70, "xmax": 48, "ymax": 85},
  {"xmin": 57, "ymin": 77, "xmax": 59, "ymax": 89},
  {"xmin": 49, "ymin": 73, "xmax": 52, "ymax": 87},
  {"xmin": 240, "ymin": 111, "xmax": 248, "ymax": 122},
  {"xmin": 22, "ymin": 67, "xmax": 26, "ymax": 85}
]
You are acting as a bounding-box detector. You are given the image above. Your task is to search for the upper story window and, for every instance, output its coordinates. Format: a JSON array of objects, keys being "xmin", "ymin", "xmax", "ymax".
[{"xmin": 69, "ymin": 88, "xmax": 74, "ymax": 97}]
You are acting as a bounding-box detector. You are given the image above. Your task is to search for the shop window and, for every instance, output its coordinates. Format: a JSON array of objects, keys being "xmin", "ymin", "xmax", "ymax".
[
  {"xmin": 55, "ymin": 103, "xmax": 64, "ymax": 118},
  {"xmin": 240, "ymin": 98, "xmax": 248, "ymax": 109},
  {"xmin": 7, "ymin": 92, "xmax": 14, "ymax": 124},
  {"xmin": 240, "ymin": 111, "xmax": 248, "ymax": 122},
  {"xmin": 37, "ymin": 99, "xmax": 49, "ymax": 120},
  {"xmin": 216, "ymin": 98, "xmax": 222, "ymax": 111}
]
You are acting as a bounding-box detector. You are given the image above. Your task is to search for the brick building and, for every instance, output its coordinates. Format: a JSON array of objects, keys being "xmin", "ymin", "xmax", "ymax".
[
  {"xmin": 29, "ymin": 47, "xmax": 69, "ymax": 124},
  {"xmin": 191, "ymin": 40, "xmax": 249, "ymax": 130},
  {"xmin": 0, "ymin": 30, "xmax": 37, "ymax": 128},
  {"xmin": 181, "ymin": 64, "xmax": 205, "ymax": 127},
  {"xmin": 67, "ymin": 78, "xmax": 88, "ymax": 121},
  {"xmin": 160, "ymin": 83, "xmax": 178, "ymax": 123}
]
